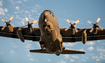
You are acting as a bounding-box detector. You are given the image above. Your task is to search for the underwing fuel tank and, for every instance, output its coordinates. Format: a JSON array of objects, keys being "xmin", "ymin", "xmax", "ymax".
[
  {"xmin": 82, "ymin": 30, "xmax": 87, "ymax": 44},
  {"xmin": 17, "ymin": 28, "xmax": 24, "ymax": 42}
]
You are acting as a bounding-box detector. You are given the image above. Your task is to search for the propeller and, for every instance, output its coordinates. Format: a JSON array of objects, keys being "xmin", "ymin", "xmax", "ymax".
[
  {"xmin": 65, "ymin": 19, "xmax": 80, "ymax": 33},
  {"xmin": 25, "ymin": 17, "xmax": 38, "ymax": 33},
  {"xmin": 1, "ymin": 16, "xmax": 14, "ymax": 31},
  {"xmin": 87, "ymin": 18, "xmax": 103, "ymax": 33},
  {"xmin": 25, "ymin": 17, "xmax": 38, "ymax": 27}
]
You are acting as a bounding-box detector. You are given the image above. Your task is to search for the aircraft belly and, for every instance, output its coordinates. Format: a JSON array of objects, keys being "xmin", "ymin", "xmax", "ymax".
[{"xmin": 42, "ymin": 29, "xmax": 61, "ymax": 53}]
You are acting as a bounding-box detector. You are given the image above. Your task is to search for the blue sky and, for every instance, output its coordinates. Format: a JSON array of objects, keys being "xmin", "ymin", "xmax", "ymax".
[{"xmin": 0, "ymin": 0, "xmax": 105, "ymax": 63}]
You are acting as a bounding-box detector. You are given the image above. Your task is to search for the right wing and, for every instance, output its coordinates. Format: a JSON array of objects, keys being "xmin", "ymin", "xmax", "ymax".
[{"xmin": 0, "ymin": 26, "xmax": 40, "ymax": 41}]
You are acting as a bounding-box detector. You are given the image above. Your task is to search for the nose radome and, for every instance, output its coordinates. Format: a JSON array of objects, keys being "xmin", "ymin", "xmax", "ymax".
[{"xmin": 44, "ymin": 11, "xmax": 48, "ymax": 17}]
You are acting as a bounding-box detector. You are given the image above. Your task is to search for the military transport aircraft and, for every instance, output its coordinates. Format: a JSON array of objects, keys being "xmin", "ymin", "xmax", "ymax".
[{"xmin": 0, "ymin": 10, "xmax": 105, "ymax": 56}]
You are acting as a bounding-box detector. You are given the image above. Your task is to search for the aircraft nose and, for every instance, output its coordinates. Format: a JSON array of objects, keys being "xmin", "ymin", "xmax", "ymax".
[{"xmin": 44, "ymin": 11, "xmax": 48, "ymax": 18}]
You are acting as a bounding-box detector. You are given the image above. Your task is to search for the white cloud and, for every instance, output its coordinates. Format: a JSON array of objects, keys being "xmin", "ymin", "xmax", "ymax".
[
  {"xmin": 35, "ymin": 5, "xmax": 42, "ymax": 9},
  {"xmin": 27, "ymin": 54, "xmax": 31, "ymax": 56},
  {"xmin": 88, "ymin": 46, "xmax": 94, "ymax": 51},
  {"xmin": 70, "ymin": 59, "xmax": 75, "ymax": 62},
  {"xmin": 64, "ymin": 54, "xmax": 69, "ymax": 58},
  {"xmin": 11, "ymin": 50, "xmax": 16, "ymax": 53},
  {"xmin": 79, "ymin": 48, "xmax": 85, "ymax": 51},
  {"xmin": 25, "ymin": 10, "xmax": 30, "ymax": 13},
  {"xmin": 30, "ymin": 58, "xmax": 34, "ymax": 61},
  {"xmin": 0, "ymin": 7, "xmax": 8, "ymax": 15},
  {"xmin": 72, "ymin": 55, "xmax": 79, "ymax": 59},
  {"xmin": 63, "ymin": 43, "xmax": 76, "ymax": 47},
  {"xmin": 24, "ymin": 43, "xmax": 31, "ymax": 48},
  {"xmin": 96, "ymin": 59, "xmax": 99, "ymax": 61},
  {"xmin": 92, "ymin": 56, "xmax": 98, "ymax": 59},
  {"xmin": 0, "ymin": 50, "xmax": 4, "ymax": 54},
  {"xmin": 0, "ymin": 0, "xmax": 2, "ymax": 6},
  {"xmin": 47, "ymin": 59, "xmax": 51, "ymax": 61},
  {"xmin": 60, "ymin": 60, "xmax": 66, "ymax": 63},
  {"xmin": 86, "ymin": 42, "xmax": 95, "ymax": 45},
  {"xmin": 97, "ymin": 48, "xmax": 105, "ymax": 51},
  {"xmin": 23, "ymin": 0, "xmax": 28, "ymax": 2},
  {"xmin": 9, "ymin": 0, "xmax": 22, "ymax": 4},
  {"xmin": 16, "ymin": 1, "xmax": 22, "ymax": 4},
  {"xmin": 35, "ymin": 59, "xmax": 38, "ymax": 62},
  {"xmin": 4, "ymin": 8, "xmax": 8, "ymax": 12},
  {"xmin": 81, "ymin": 59, "xmax": 86, "ymax": 62},
  {"xmin": 16, "ymin": 6, "xmax": 19, "ymax": 10}
]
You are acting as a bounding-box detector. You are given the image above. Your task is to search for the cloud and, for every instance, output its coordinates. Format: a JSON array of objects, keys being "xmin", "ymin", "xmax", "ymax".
[
  {"xmin": 23, "ymin": 0, "xmax": 28, "ymax": 2},
  {"xmin": 96, "ymin": 59, "xmax": 99, "ymax": 61},
  {"xmin": 30, "ymin": 58, "xmax": 34, "ymax": 61},
  {"xmin": 92, "ymin": 56, "xmax": 98, "ymax": 59},
  {"xmin": 97, "ymin": 48, "xmax": 105, "ymax": 51},
  {"xmin": 35, "ymin": 5, "xmax": 42, "ymax": 10},
  {"xmin": 11, "ymin": 50, "xmax": 16, "ymax": 53},
  {"xmin": 57, "ymin": 60, "xmax": 66, "ymax": 63},
  {"xmin": 4, "ymin": 8, "xmax": 8, "ymax": 12},
  {"xmin": 16, "ymin": 1, "xmax": 22, "ymax": 4},
  {"xmin": 47, "ymin": 59, "xmax": 51, "ymax": 61},
  {"xmin": 79, "ymin": 48, "xmax": 85, "ymax": 51},
  {"xmin": 0, "ymin": 50, "xmax": 4, "ymax": 54},
  {"xmin": 81, "ymin": 59, "xmax": 86, "ymax": 62},
  {"xmin": 88, "ymin": 46, "xmax": 94, "ymax": 51},
  {"xmin": 64, "ymin": 54, "xmax": 70, "ymax": 58},
  {"xmin": 72, "ymin": 55, "xmax": 79, "ymax": 59},
  {"xmin": 63, "ymin": 43, "xmax": 76, "ymax": 47},
  {"xmin": 16, "ymin": 6, "xmax": 19, "ymax": 10},
  {"xmin": 60, "ymin": 60, "xmax": 66, "ymax": 63},
  {"xmin": 70, "ymin": 59, "xmax": 75, "ymax": 62},
  {"xmin": 24, "ymin": 43, "xmax": 31, "ymax": 48},
  {"xmin": 0, "ymin": 0, "xmax": 2, "ymax": 6},
  {"xmin": 27, "ymin": 54, "xmax": 31, "ymax": 56},
  {"xmin": 0, "ymin": 7, "xmax": 8, "ymax": 15},
  {"xmin": 9, "ymin": 0, "xmax": 22, "ymax": 4},
  {"xmin": 86, "ymin": 42, "xmax": 95, "ymax": 45}
]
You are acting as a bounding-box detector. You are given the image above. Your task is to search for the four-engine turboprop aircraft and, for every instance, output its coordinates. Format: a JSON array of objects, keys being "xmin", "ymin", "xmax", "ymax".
[{"xmin": 0, "ymin": 10, "xmax": 105, "ymax": 56}]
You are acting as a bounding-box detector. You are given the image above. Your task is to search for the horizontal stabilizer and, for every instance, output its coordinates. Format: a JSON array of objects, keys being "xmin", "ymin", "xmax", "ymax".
[
  {"xmin": 30, "ymin": 49, "xmax": 85, "ymax": 54},
  {"xmin": 30, "ymin": 49, "xmax": 53, "ymax": 54},
  {"xmin": 61, "ymin": 49, "xmax": 85, "ymax": 54}
]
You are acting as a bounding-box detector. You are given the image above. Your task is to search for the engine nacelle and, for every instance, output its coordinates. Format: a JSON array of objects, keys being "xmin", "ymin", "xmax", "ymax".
[
  {"xmin": 17, "ymin": 28, "xmax": 24, "ymax": 42},
  {"xmin": 82, "ymin": 30, "xmax": 87, "ymax": 44}
]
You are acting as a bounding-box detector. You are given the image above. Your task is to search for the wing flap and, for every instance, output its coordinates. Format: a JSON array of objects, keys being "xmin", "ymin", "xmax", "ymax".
[{"xmin": 61, "ymin": 49, "xmax": 85, "ymax": 54}]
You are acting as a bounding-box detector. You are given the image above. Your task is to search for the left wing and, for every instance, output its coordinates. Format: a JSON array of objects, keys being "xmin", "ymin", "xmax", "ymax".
[
  {"xmin": 60, "ymin": 28, "xmax": 105, "ymax": 43},
  {"xmin": 0, "ymin": 26, "xmax": 40, "ymax": 41}
]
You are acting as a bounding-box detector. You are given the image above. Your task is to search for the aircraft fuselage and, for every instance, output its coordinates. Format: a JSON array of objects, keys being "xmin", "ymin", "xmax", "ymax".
[{"xmin": 38, "ymin": 10, "xmax": 63, "ymax": 55}]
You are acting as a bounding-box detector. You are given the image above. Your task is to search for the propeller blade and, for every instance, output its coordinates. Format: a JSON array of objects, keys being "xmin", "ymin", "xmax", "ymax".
[
  {"xmin": 95, "ymin": 18, "xmax": 101, "ymax": 24},
  {"xmin": 74, "ymin": 20, "xmax": 80, "ymax": 25},
  {"xmin": 65, "ymin": 27, "xmax": 70, "ymax": 31},
  {"xmin": 75, "ymin": 28, "xmax": 78, "ymax": 33},
  {"xmin": 1, "ymin": 19, "xmax": 6, "ymax": 22},
  {"xmin": 87, "ymin": 21, "xmax": 93, "ymax": 24},
  {"xmin": 90, "ymin": 28, "xmax": 94, "ymax": 33},
  {"xmin": 25, "ymin": 17, "xmax": 29, "ymax": 23},
  {"xmin": 1, "ymin": 26, "xmax": 6, "ymax": 30},
  {"xmin": 66, "ymin": 19, "xmax": 71, "ymax": 24},
  {"xmin": 8, "ymin": 16, "xmax": 14, "ymax": 22},
  {"xmin": 30, "ymin": 21, "xmax": 38, "ymax": 24},
  {"xmin": 98, "ymin": 26, "xmax": 103, "ymax": 31}
]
